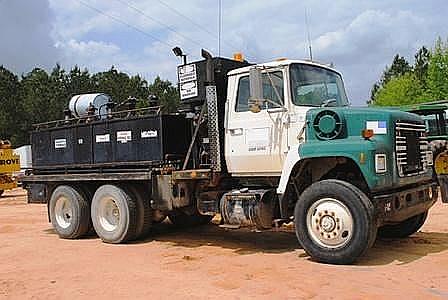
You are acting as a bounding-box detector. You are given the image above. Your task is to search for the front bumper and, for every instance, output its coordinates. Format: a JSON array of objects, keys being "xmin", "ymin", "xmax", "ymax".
[{"xmin": 373, "ymin": 182, "xmax": 438, "ymax": 226}]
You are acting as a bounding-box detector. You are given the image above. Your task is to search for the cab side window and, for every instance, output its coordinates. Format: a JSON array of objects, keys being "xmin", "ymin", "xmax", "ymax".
[{"xmin": 235, "ymin": 71, "xmax": 284, "ymax": 112}]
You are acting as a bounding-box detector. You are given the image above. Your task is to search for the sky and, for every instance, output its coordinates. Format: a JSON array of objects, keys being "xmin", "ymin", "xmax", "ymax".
[{"xmin": 1, "ymin": 0, "xmax": 447, "ymax": 105}]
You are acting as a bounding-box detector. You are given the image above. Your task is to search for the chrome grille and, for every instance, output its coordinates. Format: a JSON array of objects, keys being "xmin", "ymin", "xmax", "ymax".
[{"xmin": 395, "ymin": 121, "xmax": 428, "ymax": 177}]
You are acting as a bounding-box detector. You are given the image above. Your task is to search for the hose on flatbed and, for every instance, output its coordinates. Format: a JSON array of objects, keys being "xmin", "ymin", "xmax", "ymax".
[{"xmin": 182, "ymin": 104, "xmax": 206, "ymax": 170}]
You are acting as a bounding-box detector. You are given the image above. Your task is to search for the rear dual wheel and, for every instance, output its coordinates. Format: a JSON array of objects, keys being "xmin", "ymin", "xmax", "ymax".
[
  {"xmin": 91, "ymin": 184, "xmax": 152, "ymax": 243},
  {"xmin": 49, "ymin": 185, "xmax": 90, "ymax": 239}
]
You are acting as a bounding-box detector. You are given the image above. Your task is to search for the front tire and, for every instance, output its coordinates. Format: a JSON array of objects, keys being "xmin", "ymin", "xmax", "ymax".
[
  {"xmin": 91, "ymin": 185, "xmax": 138, "ymax": 244},
  {"xmin": 49, "ymin": 185, "xmax": 90, "ymax": 239},
  {"xmin": 378, "ymin": 212, "xmax": 428, "ymax": 238},
  {"xmin": 295, "ymin": 179, "xmax": 377, "ymax": 264}
]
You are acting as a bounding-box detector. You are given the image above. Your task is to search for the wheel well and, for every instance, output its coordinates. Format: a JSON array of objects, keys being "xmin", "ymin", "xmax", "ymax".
[{"xmin": 281, "ymin": 156, "xmax": 369, "ymax": 218}]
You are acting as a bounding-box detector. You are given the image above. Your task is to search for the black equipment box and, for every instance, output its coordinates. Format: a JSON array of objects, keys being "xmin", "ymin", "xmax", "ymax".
[
  {"xmin": 31, "ymin": 114, "xmax": 191, "ymax": 170},
  {"xmin": 177, "ymin": 57, "xmax": 250, "ymax": 106}
]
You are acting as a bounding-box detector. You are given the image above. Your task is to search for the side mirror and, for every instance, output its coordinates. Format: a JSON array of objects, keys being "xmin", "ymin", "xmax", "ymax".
[{"xmin": 249, "ymin": 68, "xmax": 263, "ymax": 113}]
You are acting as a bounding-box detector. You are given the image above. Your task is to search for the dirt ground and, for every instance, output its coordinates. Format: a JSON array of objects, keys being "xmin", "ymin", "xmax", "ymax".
[{"xmin": 1, "ymin": 188, "xmax": 448, "ymax": 299}]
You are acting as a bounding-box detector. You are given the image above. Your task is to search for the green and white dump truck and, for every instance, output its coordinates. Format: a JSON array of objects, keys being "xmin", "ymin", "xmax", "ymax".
[{"xmin": 22, "ymin": 51, "xmax": 444, "ymax": 264}]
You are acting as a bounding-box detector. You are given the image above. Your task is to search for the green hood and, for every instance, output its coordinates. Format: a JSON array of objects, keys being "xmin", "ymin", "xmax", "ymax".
[{"xmin": 300, "ymin": 107, "xmax": 432, "ymax": 192}]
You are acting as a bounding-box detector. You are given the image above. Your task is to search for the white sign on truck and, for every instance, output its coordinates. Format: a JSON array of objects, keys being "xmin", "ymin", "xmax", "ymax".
[{"xmin": 178, "ymin": 64, "xmax": 198, "ymax": 100}]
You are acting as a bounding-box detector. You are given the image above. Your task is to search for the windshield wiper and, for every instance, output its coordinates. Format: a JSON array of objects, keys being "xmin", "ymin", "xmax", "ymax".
[{"xmin": 321, "ymin": 98, "xmax": 337, "ymax": 107}]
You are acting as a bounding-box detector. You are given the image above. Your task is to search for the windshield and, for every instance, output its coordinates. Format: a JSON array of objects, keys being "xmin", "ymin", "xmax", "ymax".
[
  {"xmin": 422, "ymin": 112, "xmax": 447, "ymax": 136},
  {"xmin": 290, "ymin": 63, "xmax": 349, "ymax": 107}
]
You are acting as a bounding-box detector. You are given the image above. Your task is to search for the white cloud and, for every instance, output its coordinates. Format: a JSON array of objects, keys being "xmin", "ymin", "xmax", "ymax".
[
  {"xmin": 55, "ymin": 39, "xmax": 121, "ymax": 71},
  {"xmin": 299, "ymin": 9, "xmax": 429, "ymax": 103},
  {"xmin": 4, "ymin": 0, "xmax": 448, "ymax": 104}
]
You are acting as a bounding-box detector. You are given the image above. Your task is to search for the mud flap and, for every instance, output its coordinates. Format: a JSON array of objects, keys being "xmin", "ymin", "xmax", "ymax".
[
  {"xmin": 25, "ymin": 183, "xmax": 48, "ymax": 204},
  {"xmin": 438, "ymin": 175, "xmax": 448, "ymax": 203}
]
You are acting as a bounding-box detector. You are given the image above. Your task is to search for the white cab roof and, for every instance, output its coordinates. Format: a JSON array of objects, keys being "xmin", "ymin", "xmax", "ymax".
[{"xmin": 227, "ymin": 59, "xmax": 341, "ymax": 76}]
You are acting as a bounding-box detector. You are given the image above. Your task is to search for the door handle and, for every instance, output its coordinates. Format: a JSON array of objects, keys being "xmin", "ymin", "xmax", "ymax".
[{"xmin": 228, "ymin": 128, "xmax": 243, "ymax": 136}]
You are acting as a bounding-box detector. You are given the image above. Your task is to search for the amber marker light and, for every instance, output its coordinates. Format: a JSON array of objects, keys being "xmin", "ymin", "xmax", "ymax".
[
  {"xmin": 233, "ymin": 52, "xmax": 244, "ymax": 62},
  {"xmin": 361, "ymin": 129, "xmax": 374, "ymax": 139}
]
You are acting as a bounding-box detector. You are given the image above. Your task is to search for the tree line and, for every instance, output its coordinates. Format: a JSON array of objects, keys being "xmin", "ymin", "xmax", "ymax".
[
  {"xmin": 0, "ymin": 65, "xmax": 179, "ymax": 146},
  {"xmin": 370, "ymin": 37, "xmax": 448, "ymax": 106}
]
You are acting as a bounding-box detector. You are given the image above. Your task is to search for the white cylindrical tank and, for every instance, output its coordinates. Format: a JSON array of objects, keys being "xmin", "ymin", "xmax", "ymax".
[{"xmin": 69, "ymin": 93, "xmax": 111, "ymax": 119}]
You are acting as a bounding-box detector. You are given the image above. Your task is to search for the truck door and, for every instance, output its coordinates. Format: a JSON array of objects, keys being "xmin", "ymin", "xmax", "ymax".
[{"xmin": 225, "ymin": 70, "xmax": 289, "ymax": 176}]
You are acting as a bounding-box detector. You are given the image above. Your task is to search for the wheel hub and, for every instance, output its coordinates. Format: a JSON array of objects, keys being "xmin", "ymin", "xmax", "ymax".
[
  {"xmin": 99, "ymin": 197, "xmax": 120, "ymax": 232},
  {"xmin": 320, "ymin": 215, "xmax": 336, "ymax": 232},
  {"xmin": 54, "ymin": 196, "xmax": 73, "ymax": 229},
  {"xmin": 307, "ymin": 198, "xmax": 353, "ymax": 248}
]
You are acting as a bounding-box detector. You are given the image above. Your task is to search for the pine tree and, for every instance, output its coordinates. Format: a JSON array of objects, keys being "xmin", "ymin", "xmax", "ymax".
[{"xmin": 427, "ymin": 37, "xmax": 448, "ymax": 100}]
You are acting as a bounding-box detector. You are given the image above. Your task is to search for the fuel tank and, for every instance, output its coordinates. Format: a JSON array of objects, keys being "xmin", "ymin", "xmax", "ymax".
[{"xmin": 220, "ymin": 189, "xmax": 275, "ymax": 229}]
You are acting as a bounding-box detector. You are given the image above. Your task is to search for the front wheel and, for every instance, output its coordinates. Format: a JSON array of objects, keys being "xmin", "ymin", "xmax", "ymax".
[
  {"xmin": 295, "ymin": 179, "xmax": 377, "ymax": 264},
  {"xmin": 378, "ymin": 212, "xmax": 428, "ymax": 238}
]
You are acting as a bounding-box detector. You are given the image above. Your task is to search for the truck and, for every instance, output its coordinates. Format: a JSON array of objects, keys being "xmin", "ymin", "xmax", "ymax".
[
  {"xmin": 22, "ymin": 50, "xmax": 442, "ymax": 264},
  {"xmin": 402, "ymin": 103, "xmax": 448, "ymax": 202},
  {"xmin": 0, "ymin": 140, "xmax": 20, "ymax": 196}
]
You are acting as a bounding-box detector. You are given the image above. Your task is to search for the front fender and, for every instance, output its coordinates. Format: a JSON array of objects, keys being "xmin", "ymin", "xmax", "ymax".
[
  {"xmin": 299, "ymin": 138, "xmax": 379, "ymax": 189},
  {"xmin": 277, "ymin": 138, "xmax": 379, "ymax": 196},
  {"xmin": 277, "ymin": 144, "xmax": 301, "ymax": 195}
]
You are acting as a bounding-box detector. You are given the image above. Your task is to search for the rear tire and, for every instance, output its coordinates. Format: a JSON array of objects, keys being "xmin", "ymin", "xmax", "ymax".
[
  {"xmin": 295, "ymin": 179, "xmax": 377, "ymax": 264},
  {"xmin": 49, "ymin": 185, "xmax": 90, "ymax": 239},
  {"xmin": 378, "ymin": 212, "xmax": 428, "ymax": 238},
  {"xmin": 91, "ymin": 185, "xmax": 138, "ymax": 244},
  {"xmin": 0, "ymin": 190, "xmax": 3, "ymax": 197},
  {"xmin": 125, "ymin": 185, "xmax": 152, "ymax": 239},
  {"xmin": 76, "ymin": 185, "xmax": 95, "ymax": 235}
]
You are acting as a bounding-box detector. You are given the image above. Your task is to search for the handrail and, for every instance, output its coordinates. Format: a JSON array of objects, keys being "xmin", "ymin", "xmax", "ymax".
[{"xmin": 33, "ymin": 106, "xmax": 162, "ymax": 130}]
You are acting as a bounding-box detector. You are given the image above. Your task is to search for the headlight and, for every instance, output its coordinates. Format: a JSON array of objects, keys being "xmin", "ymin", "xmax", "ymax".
[{"xmin": 375, "ymin": 154, "xmax": 387, "ymax": 173}]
